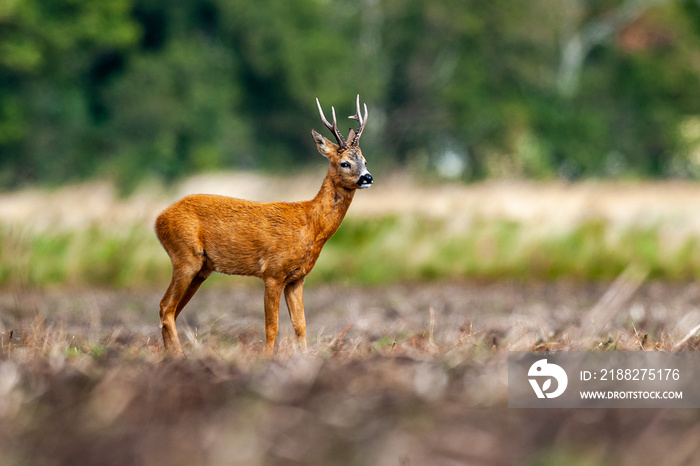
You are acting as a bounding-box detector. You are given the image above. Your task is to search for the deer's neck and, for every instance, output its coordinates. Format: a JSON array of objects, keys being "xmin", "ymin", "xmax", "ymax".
[{"xmin": 310, "ymin": 171, "xmax": 355, "ymax": 244}]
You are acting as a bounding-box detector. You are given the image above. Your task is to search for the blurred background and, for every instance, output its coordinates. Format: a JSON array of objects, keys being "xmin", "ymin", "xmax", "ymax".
[
  {"xmin": 4, "ymin": 0, "xmax": 700, "ymax": 288},
  {"xmin": 5, "ymin": 3, "xmax": 700, "ymax": 465},
  {"xmin": 2, "ymin": 0, "xmax": 700, "ymax": 191}
]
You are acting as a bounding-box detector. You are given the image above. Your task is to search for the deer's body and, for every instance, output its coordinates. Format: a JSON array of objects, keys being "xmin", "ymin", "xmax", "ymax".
[
  {"xmin": 156, "ymin": 181, "xmax": 354, "ymax": 281},
  {"xmin": 156, "ymin": 96, "xmax": 371, "ymax": 355}
]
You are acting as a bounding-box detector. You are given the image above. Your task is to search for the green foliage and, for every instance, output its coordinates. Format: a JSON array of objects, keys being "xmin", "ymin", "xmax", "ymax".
[
  {"xmin": 102, "ymin": 37, "xmax": 250, "ymax": 189},
  {"xmin": 2, "ymin": 0, "xmax": 700, "ymax": 188},
  {"xmin": 312, "ymin": 216, "xmax": 700, "ymax": 284},
  {"xmin": 0, "ymin": 223, "xmax": 170, "ymax": 288},
  {"xmin": 3, "ymin": 215, "xmax": 700, "ymax": 288}
]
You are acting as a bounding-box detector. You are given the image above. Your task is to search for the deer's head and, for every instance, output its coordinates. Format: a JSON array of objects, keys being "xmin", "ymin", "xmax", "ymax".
[{"xmin": 312, "ymin": 95, "xmax": 373, "ymax": 190}]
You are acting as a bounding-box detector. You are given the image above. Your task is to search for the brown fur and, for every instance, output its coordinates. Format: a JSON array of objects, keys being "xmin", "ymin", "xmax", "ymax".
[{"xmin": 155, "ymin": 126, "xmax": 371, "ymax": 355}]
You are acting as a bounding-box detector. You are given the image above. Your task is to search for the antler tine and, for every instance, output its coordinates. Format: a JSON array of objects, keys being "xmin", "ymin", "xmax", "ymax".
[
  {"xmin": 316, "ymin": 98, "xmax": 331, "ymax": 129},
  {"xmin": 348, "ymin": 94, "xmax": 362, "ymax": 125},
  {"xmin": 349, "ymin": 94, "xmax": 363, "ymax": 126},
  {"xmin": 331, "ymin": 106, "xmax": 338, "ymax": 128},
  {"xmin": 348, "ymin": 94, "xmax": 368, "ymax": 146},
  {"xmin": 316, "ymin": 97, "xmax": 347, "ymax": 148}
]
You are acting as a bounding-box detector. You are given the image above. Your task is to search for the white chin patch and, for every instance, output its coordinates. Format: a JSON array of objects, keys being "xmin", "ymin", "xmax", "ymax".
[{"xmin": 357, "ymin": 183, "xmax": 372, "ymax": 189}]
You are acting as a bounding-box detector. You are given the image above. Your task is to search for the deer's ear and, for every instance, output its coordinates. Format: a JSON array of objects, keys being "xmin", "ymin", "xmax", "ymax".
[
  {"xmin": 346, "ymin": 128, "xmax": 356, "ymax": 144},
  {"xmin": 312, "ymin": 130, "xmax": 337, "ymax": 159}
]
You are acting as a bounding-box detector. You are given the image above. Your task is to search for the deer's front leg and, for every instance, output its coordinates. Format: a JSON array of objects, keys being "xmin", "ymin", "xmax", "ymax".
[
  {"xmin": 263, "ymin": 279, "xmax": 284, "ymax": 354},
  {"xmin": 284, "ymin": 279, "xmax": 307, "ymax": 352}
]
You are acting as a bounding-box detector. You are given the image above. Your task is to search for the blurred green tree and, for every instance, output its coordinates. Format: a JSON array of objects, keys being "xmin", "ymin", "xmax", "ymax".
[
  {"xmin": 0, "ymin": 0, "xmax": 137, "ymax": 186},
  {"xmin": 1, "ymin": 0, "xmax": 700, "ymax": 188}
]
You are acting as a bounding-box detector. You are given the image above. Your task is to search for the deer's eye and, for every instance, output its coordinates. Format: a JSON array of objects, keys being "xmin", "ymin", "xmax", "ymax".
[{"xmin": 340, "ymin": 162, "xmax": 351, "ymax": 169}]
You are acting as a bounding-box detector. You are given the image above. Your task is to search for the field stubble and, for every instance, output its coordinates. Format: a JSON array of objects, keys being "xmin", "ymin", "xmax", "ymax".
[{"xmin": 2, "ymin": 281, "xmax": 700, "ymax": 465}]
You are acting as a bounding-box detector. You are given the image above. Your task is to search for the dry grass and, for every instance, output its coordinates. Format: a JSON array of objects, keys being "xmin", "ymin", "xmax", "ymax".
[
  {"xmin": 6, "ymin": 175, "xmax": 700, "ymax": 236},
  {"xmin": 2, "ymin": 282, "xmax": 700, "ymax": 465}
]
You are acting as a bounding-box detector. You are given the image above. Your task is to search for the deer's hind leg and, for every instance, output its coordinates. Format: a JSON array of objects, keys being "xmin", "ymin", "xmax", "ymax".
[
  {"xmin": 284, "ymin": 279, "xmax": 307, "ymax": 352},
  {"xmin": 174, "ymin": 265, "xmax": 212, "ymax": 321},
  {"xmin": 263, "ymin": 279, "xmax": 285, "ymax": 355},
  {"xmin": 159, "ymin": 251, "xmax": 208, "ymax": 355}
]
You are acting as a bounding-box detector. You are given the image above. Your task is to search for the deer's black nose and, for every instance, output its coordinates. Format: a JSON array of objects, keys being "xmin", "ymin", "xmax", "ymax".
[{"xmin": 358, "ymin": 173, "xmax": 373, "ymax": 188}]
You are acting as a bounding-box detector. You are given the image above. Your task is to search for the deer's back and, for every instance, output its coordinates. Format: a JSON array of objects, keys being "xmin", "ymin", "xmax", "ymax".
[{"xmin": 156, "ymin": 194, "xmax": 318, "ymax": 279}]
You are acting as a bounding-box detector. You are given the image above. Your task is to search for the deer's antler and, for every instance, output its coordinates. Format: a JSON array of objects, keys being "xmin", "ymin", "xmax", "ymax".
[
  {"xmin": 316, "ymin": 98, "xmax": 347, "ymax": 149},
  {"xmin": 316, "ymin": 95, "xmax": 369, "ymax": 150},
  {"xmin": 348, "ymin": 94, "xmax": 368, "ymax": 147}
]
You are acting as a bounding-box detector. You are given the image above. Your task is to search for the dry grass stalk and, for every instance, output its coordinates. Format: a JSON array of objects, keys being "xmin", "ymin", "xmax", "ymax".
[
  {"xmin": 578, "ymin": 264, "xmax": 648, "ymax": 348},
  {"xmin": 673, "ymin": 322, "xmax": 700, "ymax": 350}
]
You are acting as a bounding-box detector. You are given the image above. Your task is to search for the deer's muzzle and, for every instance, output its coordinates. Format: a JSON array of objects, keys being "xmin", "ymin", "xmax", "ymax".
[{"xmin": 357, "ymin": 173, "xmax": 373, "ymax": 188}]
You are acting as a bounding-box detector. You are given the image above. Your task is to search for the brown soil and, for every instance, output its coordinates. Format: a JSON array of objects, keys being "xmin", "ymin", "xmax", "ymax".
[{"xmin": 2, "ymin": 281, "xmax": 700, "ymax": 465}]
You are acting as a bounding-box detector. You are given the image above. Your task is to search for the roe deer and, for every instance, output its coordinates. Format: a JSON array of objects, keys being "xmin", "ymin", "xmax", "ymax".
[{"xmin": 155, "ymin": 95, "xmax": 372, "ymax": 355}]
